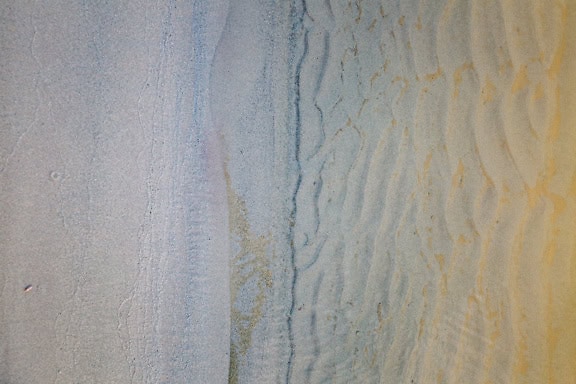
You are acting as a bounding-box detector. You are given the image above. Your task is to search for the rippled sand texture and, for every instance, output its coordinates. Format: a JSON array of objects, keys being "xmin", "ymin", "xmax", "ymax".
[
  {"xmin": 282, "ymin": 0, "xmax": 576, "ymax": 382},
  {"xmin": 215, "ymin": 0, "xmax": 576, "ymax": 382},
  {"xmin": 1, "ymin": 0, "xmax": 576, "ymax": 383}
]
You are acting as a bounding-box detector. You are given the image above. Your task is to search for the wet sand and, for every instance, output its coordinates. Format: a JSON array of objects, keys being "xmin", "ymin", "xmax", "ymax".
[{"xmin": 1, "ymin": 0, "xmax": 576, "ymax": 383}]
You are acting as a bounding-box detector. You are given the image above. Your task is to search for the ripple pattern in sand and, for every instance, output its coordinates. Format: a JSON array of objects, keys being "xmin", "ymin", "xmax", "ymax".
[{"xmin": 283, "ymin": 0, "xmax": 575, "ymax": 383}]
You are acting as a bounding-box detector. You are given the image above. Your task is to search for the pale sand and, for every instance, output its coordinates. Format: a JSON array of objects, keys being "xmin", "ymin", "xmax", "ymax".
[
  {"xmin": 1, "ymin": 2, "xmax": 231, "ymax": 383},
  {"xmin": 214, "ymin": 0, "xmax": 576, "ymax": 382},
  {"xmin": 1, "ymin": 1, "xmax": 576, "ymax": 383}
]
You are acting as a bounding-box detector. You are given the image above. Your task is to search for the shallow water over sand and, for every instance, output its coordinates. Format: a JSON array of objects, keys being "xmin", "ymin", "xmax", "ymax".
[{"xmin": 1, "ymin": 1, "xmax": 576, "ymax": 383}]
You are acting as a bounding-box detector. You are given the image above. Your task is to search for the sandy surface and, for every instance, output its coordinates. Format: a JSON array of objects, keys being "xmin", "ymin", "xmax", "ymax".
[
  {"xmin": 0, "ymin": 2, "xmax": 230, "ymax": 383},
  {"xmin": 1, "ymin": 0, "xmax": 576, "ymax": 383}
]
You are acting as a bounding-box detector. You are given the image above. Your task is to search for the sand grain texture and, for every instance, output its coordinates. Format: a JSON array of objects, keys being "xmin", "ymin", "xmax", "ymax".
[{"xmin": 1, "ymin": 0, "xmax": 576, "ymax": 383}]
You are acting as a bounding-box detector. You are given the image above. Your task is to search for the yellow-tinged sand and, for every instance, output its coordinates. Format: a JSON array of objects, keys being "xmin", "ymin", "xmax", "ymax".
[
  {"xmin": 2, "ymin": 1, "xmax": 574, "ymax": 382},
  {"xmin": 503, "ymin": 1, "xmax": 576, "ymax": 382},
  {"xmin": 544, "ymin": 0, "xmax": 576, "ymax": 382},
  {"xmin": 483, "ymin": 1, "xmax": 573, "ymax": 381},
  {"xmin": 414, "ymin": 1, "xmax": 576, "ymax": 382}
]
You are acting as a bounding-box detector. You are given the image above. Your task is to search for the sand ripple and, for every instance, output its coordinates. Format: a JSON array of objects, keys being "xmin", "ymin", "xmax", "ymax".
[{"xmin": 216, "ymin": 0, "xmax": 576, "ymax": 382}]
